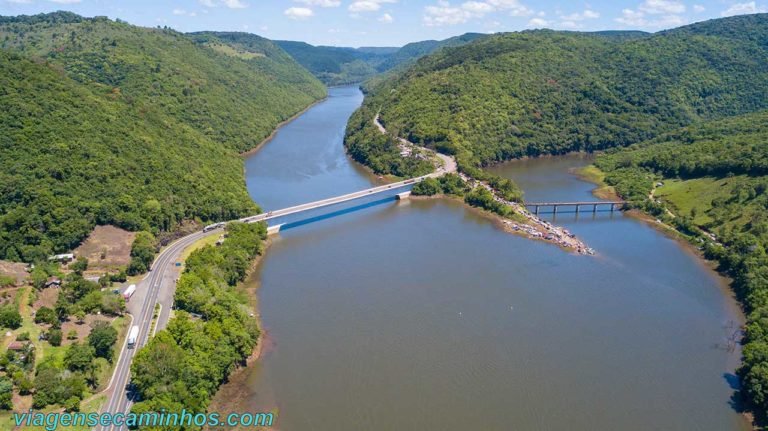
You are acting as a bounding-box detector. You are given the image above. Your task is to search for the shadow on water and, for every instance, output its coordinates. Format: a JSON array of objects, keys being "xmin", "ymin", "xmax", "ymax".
[{"xmin": 276, "ymin": 196, "xmax": 398, "ymax": 232}]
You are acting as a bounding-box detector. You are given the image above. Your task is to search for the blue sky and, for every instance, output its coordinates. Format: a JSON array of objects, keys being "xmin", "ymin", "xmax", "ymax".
[{"xmin": 0, "ymin": 0, "xmax": 766, "ymax": 47}]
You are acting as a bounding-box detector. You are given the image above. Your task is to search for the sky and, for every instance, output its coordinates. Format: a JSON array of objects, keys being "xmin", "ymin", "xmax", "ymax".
[{"xmin": 0, "ymin": 0, "xmax": 766, "ymax": 47}]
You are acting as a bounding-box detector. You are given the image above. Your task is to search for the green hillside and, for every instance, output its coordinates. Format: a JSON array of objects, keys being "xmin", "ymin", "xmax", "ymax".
[
  {"xmin": 276, "ymin": 33, "xmax": 486, "ymax": 86},
  {"xmin": 592, "ymin": 111, "xmax": 768, "ymax": 420},
  {"xmin": 0, "ymin": 12, "xmax": 326, "ymax": 153},
  {"xmin": 374, "ymin": 32, "xmax": 486, "ymax": 73},
  {"xmin": 274, "ymin": 40, "xmax": 392, "ymax": 86},
  {"xmin": 0, "ymin": 12, "xmax": 326, "ymax": 262},
  {"xmin": 0, "ymin": 49, "xmax": 256, "ymax": 262},
  {"xmin": 347, "ymin": 14, "xmax": 768, "ymax": 176}
]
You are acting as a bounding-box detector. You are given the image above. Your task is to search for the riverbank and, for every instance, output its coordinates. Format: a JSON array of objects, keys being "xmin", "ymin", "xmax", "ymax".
[
  {"xmin": 240, "ymin": 96, "xmax": 329, "ymax": 158},
  {"xmin": 578, "ymin": 163, "xmax": 751, "ymax": 420},
  {"xmin": 373, "ymin": 115, "xmax": 593, "ymax": 254},
  {"xmin": 205, "ymin": 239, "xmax": 275, "ymax": 430}
]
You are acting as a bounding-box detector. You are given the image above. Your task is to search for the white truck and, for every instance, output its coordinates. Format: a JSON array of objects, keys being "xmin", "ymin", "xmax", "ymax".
[
  {"xmin": 127, "ymin": 325, "xmax": 139, "ymax": 349},
  {"xmin": 203, "ymin": 222, "xmax": 226, "ymax": 233},
  {"xmin": 123, "ymin": 284, "xmax": 137, "ymax": 301}
]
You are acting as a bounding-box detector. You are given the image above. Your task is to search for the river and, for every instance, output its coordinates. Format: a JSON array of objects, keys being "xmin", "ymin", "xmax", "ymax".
[{"xmin": 223, "ymin": 85, "xmax": 748, "ymax": 430}]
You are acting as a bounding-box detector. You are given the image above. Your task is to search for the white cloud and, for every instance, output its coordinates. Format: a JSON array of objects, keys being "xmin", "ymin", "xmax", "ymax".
[
  {"xmin": 285, "ymin": 7, "xmax": 314, "ymax": 19},
  {"xmin": 559, "ymin": 9, "xmax": 600, "ymax": 21},
  {"xmin": 48, "ymin": 0, "xmax": 83, "ymax": 4},
  {"xmin": 423, "ymin": 0, "xmax": 534, "ymax": 26},
  {"xmin": 222, "ymin": 0, "xmax": 247, "ymax": 8},
  {"xmin": 615, "ymin": 0, "xmax": 688, "ymax": 28},
  {"xmin": 463, "ymin": 1, "xmax": 495, "ymax": 14},
  {"xmin": 721, "ymin": 2, "xmax": 767, "ymax": 16},
  {"xmin": 638, "ymin": 0, "xmax": 686, "ymax": 14},
  {"xmin": 693, "ymin": 4, "xmax": 706, "ymax": 13},
  {"xmin": 379, "ymin": 12, "xmax": 394, "ymax": 23},
  {"xmin": 616, "ymin": 8, "xmax": 646, "ymax": 26},
  {"xmin": 296, "ymin": 0, "xmax": 341, "ymax": 7},
  {"xmin": 424, "ymin": 4, "xmax": 475, "ymax": 26},
  {"xmin": 527, "ymin": 17, "xmax": 548, "ymax": 27},
  {"xmin": 172, "ymin": 8, "xmax": 197, "ymax": 16},
  {"xmin": 349, "ymin": 0, "xmax": 396, "ymax": 13},
  {"xmin": 4, "ymin": 0, "xmax": 33, "ymax": 3},
  {"xmin": 197, "ymin": 0, "xmax": 247, "ymax": 8}
]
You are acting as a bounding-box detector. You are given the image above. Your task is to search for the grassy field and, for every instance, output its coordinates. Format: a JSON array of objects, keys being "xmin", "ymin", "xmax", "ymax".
[
  {"xmin": 653, "ymin": 176, "xmax": 759, "ymax": 231},
  {"xmin": 654, "ymin": 178, "xmax": 720, "ymax": 225},
  {"xmin": 574, "ymin": 165, "xmax": 619, "ymax": 200},
  {"xmin": 178, "ymin": 234, "xmax": 220, "ymax": 264}
]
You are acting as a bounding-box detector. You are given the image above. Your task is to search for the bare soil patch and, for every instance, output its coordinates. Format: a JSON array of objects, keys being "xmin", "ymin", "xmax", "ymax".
[
  {"xmin": 0, "ymin": 260, "xmax": 28, "ymax": 286},
  {"xmin": 33, "ymin": 286, "xmax": 59, "ymax": 310},
  {"xmin": 59, "ymin": 315, "xmax": 113, "ymax": 345},
  {"xmin": 73, "ymin": 225, "xmax": 136, "ymax": 272}
]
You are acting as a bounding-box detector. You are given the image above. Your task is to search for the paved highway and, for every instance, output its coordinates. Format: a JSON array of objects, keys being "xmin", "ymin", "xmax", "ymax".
[{"xmin": 98, "ymin": 230, "xmax": 214, "ymax": 431}]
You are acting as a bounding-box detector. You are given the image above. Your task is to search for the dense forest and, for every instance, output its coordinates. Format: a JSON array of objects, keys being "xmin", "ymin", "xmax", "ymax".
[
  {"xmin": 0, "ymin": 12, "xmax": 325, "ymax": 262},
  {"xmin": 593, "ymin": 111, "xmax": 768, "ymax": 420},
  {"xmin": 347, "ymin": 14, "xmax": 768, "ymax": 176},
  {"xmin": 276, "ymin": 33, "xmax": 486, "ymax": 86},
  {"xmin": 0, "ymin": 12, "xmax": 326, "ymax": 153}
]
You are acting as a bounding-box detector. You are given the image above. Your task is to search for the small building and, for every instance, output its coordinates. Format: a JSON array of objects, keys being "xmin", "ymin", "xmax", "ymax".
[
  {"xmin": 7, "ymin": 341, "xmax": 27, "ymax": 351},
  {"xmin": 48, "ymin": 253, "xmax": 75, "ymax": 263},
  {"xmin": 45, "ymin": 277, "xmax": 62, "ymax": 288}
]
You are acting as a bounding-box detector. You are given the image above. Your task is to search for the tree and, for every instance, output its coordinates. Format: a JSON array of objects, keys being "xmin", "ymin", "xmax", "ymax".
[
  {"xmin": 48, "ymin": 329, "xmax": 62, "ymax": 346},
  {"xmin": 127, "ymin": 231, "xmax": 157, "ymax": 275},
  {"xmin": 0, "ymin": 305, "xmax": 21, "ymax": 329},
  {"xmin": 70, "ymin": 257, "xmax": 88, "ymax": 275},
  {"xmin": 100, "ymin": 294, "xmax": 125, "ymax": 316},
  {"xmin": 63, "ymin": 342, "xmax": 94, "ymax": 373},
  {"xmin": 0, "ymin": 377, "xmax": 12, "ymax": 410},
  {"xmin": 74, "ymin": 308, "xmax": 86, "ymax": 324},
  {"xmin": 67, "ymin": 329, "xmax": 78, "ymax": 340},
  {"xmin": 35, "ymin": 306, "xmax": 58, "ymax": 325},
  {"xmin": 88, "ymin": 321, "xmax": 117, "ymax": 361},
  {"xmin": 63, "ymin": 396, "xmax": 80, "ymax": 412}
]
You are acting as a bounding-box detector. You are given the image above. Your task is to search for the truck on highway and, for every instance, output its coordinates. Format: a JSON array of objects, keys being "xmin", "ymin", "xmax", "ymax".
[
  {"xmin": 203, "ymin": 222, "xmax": 226, "ymax": 233},
  {"xmin": 123, "ymin": 284, "xmax": 136, "ymax": 301},
  {"xmin": 127, "ymin": 325, "xmax": 139, "ymax": 349}
]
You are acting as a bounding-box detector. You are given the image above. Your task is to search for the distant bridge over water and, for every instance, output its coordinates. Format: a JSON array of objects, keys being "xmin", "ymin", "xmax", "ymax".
[
  {"xmin": 237, "ymin": 173, "xmax": 437, "ymax": 234},
  {"xmin": 525, "ymin": 201, "xmax": 627, "ymax": 215},
  {"xmin": 222, "ymin": 176, "xmax": 627, "ymax": 235}
]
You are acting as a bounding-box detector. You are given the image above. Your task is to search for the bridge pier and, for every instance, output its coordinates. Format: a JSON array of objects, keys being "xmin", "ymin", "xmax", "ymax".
[
  {"xmin": 593, "ymin": 204, "xmax": 598, "ymax": 213},
  {"xmin": 553, "ymin": 205, "xmax": 557, "ymax": 215},
  {"xmin": 575, "ymin": 204, "xmax": 580, "ymax": 214},
  {"xmin": 534, "ymin": 206, "xmax": 539, "ymax": 215},
  {"xmin": 396, "ymin": 191, "xmax": 411, "ymax": 200},
  {"xmin": 267, "ymin": 224, "xmax": 284, "ymax": 236}
]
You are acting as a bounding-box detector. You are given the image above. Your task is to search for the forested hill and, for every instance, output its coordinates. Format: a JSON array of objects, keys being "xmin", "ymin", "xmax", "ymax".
[
  {"xmin": 373, "ymin": 32, "xmax": 487, "ymax": 73},
  {"xmin": 0, "ymin": 12, "xmax": 326, "ymax": 262},
  {"xmin": 274, "ymin": 40, "xmax": 395, "ymax": 86},
  {"xmin": 275, "ymin": 33, "xmax": 486, "ymax": 86},
  {"xmin": 0, "ymin": 12, "xmax": 326, "ymax": 153},
  {"xmin": 347, "ymin": 13, "xmax": 768, "ymax": 174}
]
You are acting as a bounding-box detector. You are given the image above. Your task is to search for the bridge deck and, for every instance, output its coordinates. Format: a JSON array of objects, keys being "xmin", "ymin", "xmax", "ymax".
[
  {"xmin": 238, "ymin": 173, "xmax": 435, "ymax": 225},
  {"xmin": 524, "ymin": 201, "xmax": 626, "ymax": 206}
]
